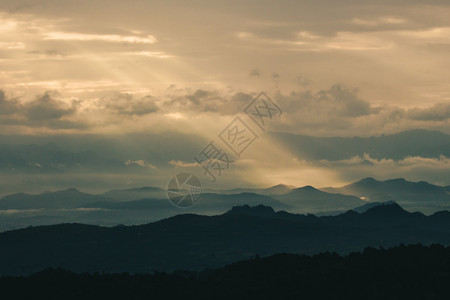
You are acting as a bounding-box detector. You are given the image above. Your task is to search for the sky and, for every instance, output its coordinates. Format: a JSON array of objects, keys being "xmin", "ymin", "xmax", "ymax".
[{"xmin": 0, "ymin": 0, "xmax": 449, "ymax": 194}]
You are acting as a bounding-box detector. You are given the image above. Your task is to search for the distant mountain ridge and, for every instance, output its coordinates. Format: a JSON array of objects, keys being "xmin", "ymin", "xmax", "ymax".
[
  {"xmin": 99, "ymin": 187, "xmax": 167, "ymax": 201},
  {"xmin": 206, "ymin": 184, "xmax": 296, "ymax": 196},
  {"xmin": 273, "ymin": 185, "xmax": 365, "ymax": 213},
  {"xmin": 1, "ymin": 178, "xmax": 449, "ymax": 215},
  {"xmin": 0, "ymin": 188, "xmax": 114, "ymax": 210},
  {"xmin": 323, "ymin": 177, "xmax": 450, "ymax": 206},
  {"xmin": 83, "ymin": 193, "xmax": 289, "ymax": 211}
]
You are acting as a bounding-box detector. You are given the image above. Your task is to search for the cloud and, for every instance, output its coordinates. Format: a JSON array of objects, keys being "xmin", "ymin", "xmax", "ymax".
[
  {"xmin": 168, "ymin": 90, "xmax": 228, "ymax": 113},
  {"xmin": 43, "ymin": 32, "xmax": 157, "ymax": 44},
  {"xmin": 0, "ymin": 90, "xmax": 87, "ymax": 129},
  {"xmin": 165, "ymin": 89, "xmax": 256, "ymax": 115},
  {"xmin": 318, "ymin": 153, "xmax": 450, "ymax": 168},
  {"xmin": 121, "ymin": 51, "xmax": 173, "ymax": 59},
  {"xmin": 275, "ymin": 84, "xmax": 372, "ymax": 121},
  {"xmin": 0, "ymin": 84, "xmax": 449, "ymax": 136},
  {"xmin": 105, "ymin": 94, "xmax": 159, "ymax": 116},
  {"xmin": 27, "ymin": 49, "xmax": 67, "ymax": 57},
  {"xmin": 249, "ymin": 68, "xmax": 261, "ymax": 77},
  {"xmin": 408, "ymin": 103, "xmax": 450, "ymax": 121},
  {"xmin": 350, "ymin": 17, "xmax": 407, "ymax": 27},
  {"xmin": 0, "ymin": 90, "xmax": 20, "ymax": 115},
  {"xmin": 295, "ymin": 76, "xmax": 311, "ymax": 86},
  {"xmin": 318, "ymin": 85, "xmax": 372, "ymax": 117},
  {"xmin": 124, "ymin": 160, "xmax": 157, "ymax": 169},
  {"xmin": 25, "ymin": 92, "xmax": 76, "ymax": 121},
  {"xmin": 168, "ymin": 160, "xmax": 199, "ymax": 168}
]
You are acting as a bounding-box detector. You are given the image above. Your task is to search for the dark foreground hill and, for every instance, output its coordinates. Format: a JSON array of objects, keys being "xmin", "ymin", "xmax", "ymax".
[
  {"xmin": 1, "ymin": 244, "xmax": 449, "ymax": 300},
  {"xmin": 1, "ymin": 203, "xmax": 450, "ymax": 276}
]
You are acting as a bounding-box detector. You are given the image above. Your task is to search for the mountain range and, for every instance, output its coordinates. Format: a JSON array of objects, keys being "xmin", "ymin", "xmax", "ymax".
[
  {"xmin": 1, "ymin": 202, "xmax": 449, "ymax": 275},
  {"xmin": 322, "ymin": 177, "xmax": 450, "ymax": 211},
  {"xmin": 1, "ymin": 177, "xmax": 448, "ymax": 212},
  {"xmin": 0, "ymin": 176, "xmax": 448, "ymax": 234}
]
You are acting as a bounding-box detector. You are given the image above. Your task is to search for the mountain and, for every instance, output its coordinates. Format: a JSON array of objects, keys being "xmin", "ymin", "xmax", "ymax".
[
  {"xmin": 0, "ymin": 188, "xmax": 114, "ymax": 210},
  {"xmin": 260, "ymin": 184, "xmax": 296, "ymax": 195},
  {"xmin": 207, "ymin": 184, "xmax": 295, "ymax": 196},
  {"xmin": 274, "ymin": 185, "xmax": 365, "ymax": 213},
  {"xmin": 323, "ymin": 177, "xmax": 450, "ymax": 206},
  {"xmin": 315, "ymin": 200, "xmax": 398, "ymax": 216},
  {"xmin": 269, "ymin": 129, "xmax": 450, "ymax": 161},
  {"xmin": 82, "ymin": 197, "xmax": 172, "ymax": 210},
  {"xmin": 83, "ymin": 192, "xmax": 288, "ymax": 211},
  {"xmin": 1, "ymin": 203, "xmax": 450, "ymax": 275},
  {"xmin": 99, "ymin": 187, "xmax": 166, "ymax": 201},
  {"xmin": 198, "ymin": 192, "xmax": 289, "ymax": 210},
  {"xmin": 224, "ymin": 204, "xmax": 276, "ymax": 217},
  {"xmin": 351, "ymin": 200, "xmax": 397, "ymax": 213}
]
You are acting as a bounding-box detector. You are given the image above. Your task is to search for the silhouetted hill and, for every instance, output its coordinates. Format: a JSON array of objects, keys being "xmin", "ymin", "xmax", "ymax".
[
  {"xmin": 1, "ymin": 244, "xmax": 449, "ymax": 299},
  {"xmin": 198, "ymin": 192, "xmax": 289, "ymax": 210},
  {"xmin": 351, "ymin": 200, "xmax": 396, "ymax": 213},
  {"xmin": 1, "ymin": 203, "xmax": 450, "ymax": 275},
  {"xmin": 225, "ymin": 204, "xmax": 276, "ymax": 217}
]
